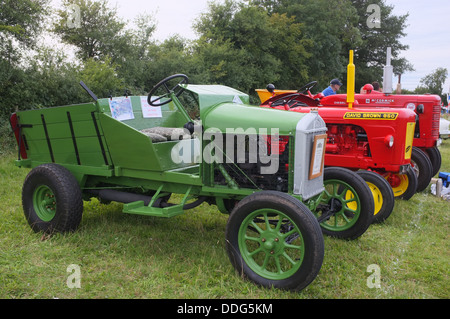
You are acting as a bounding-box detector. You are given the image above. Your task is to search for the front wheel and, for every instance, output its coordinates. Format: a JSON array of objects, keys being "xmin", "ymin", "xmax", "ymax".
[
  {"xmin": 22, "ymin": 164, "xmax": 83, "ymax": 233},
  {"xmin": 357, "ymin": 170, "xmax": 395, "ymax": 223},
  {"xmin": 314, "ymin": 167, "xmax": 374, "ymax": 240},
  {"xmin": 225, "ymin": 191, "xmax": 324, "ymax": 291},
  {"xmin": 384, "ymin": 166, "xmax": 418, "ymax": 200}
]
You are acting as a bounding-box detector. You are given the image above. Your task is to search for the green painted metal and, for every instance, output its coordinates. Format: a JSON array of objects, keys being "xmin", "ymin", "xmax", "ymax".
[
  {"xmin": 122, "ymin": 186, "xmax": 192, "ymax": 217},
  {"xmin": 184, "ymin": 84, "xmax": 250, "ymax": 112},
  {"xmin": 316, "ymin": 178, "xmax": 361, "ymax": 231},
  {"xmin": 201, "ymin": 103, "xmax": 306, "ymax": 136},
  {"xmin": 32, "ymin": 185, "xmax": 56, "ymax": 222},
  {"xmin": 15, "ymin": 103, "xmax": 112, "ymax": 168},
  {"xmin": 14, "ymin": 83, "xmax": 322, "ymax": 218},
  {"xmin": 237, "ymin": 208, "xmax": 305, "ymax": 280}
]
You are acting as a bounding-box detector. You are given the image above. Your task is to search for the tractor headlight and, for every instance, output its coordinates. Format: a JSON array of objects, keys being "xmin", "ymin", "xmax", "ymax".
[{"xmin": 384, "ymin": 135, "xmax": 394, "ymax": 148}]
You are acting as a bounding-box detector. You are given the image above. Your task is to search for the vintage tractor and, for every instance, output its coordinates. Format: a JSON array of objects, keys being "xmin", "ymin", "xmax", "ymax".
[
  {"xmin": 10, "ymin": 74, "xmax": 375, "ymax": 292},
  {"xmin": 357, "ymin": 48, "xmax": 442, "ymax": 179},
  {"xmin": 256, "ymin": 51, "xmax": 425, "ymax": 225},
  {"xmin": 258, "ymin": 88, "xmax": 417, "ymax": 222},
  {"xmin": 257, "ymin": 48, "xmax": 441, "ymax": 195},
  {"xmin": 314, "ymin": 91, "xmax": 440, "ymax": 193}
]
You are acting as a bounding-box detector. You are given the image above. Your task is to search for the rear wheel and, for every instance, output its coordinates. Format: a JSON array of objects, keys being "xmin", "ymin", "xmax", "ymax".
[
  {"xmin": 314, "ymin": 167, "xmax": 374, "ymax": 240},
  {"xmin": 411, "ymin": 147, "xmax": 433, "ymax": 192},
  {"xmin": 225, "ymin": 191, "xmax": 324, "ymax": 291},
  {"xmin": 22, "ymin": 164, "xmax": 83, "ymax": 233},
  {"xmin": 357, "ymin": 170, "xmax": 395, "ymax": 223}
]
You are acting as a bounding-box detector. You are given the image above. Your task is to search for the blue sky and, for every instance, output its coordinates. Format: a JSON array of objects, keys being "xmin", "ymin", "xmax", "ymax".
[
  {"xmin": 389, "ymin": 0, "xmax": 450, "ymax": 93},
  {"xmin": 50, "ymin": 0, "xmax": 450, "ymax": 94}
]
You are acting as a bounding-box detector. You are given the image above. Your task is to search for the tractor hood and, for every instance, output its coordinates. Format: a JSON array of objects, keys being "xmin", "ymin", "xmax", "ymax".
[
  {"xmin": 184, "ymin": 84, "xmax": 250, "ymax": 111},
  {"xmin": 201, "ymin": 102, "xmax": 319, "ymax": 136}
]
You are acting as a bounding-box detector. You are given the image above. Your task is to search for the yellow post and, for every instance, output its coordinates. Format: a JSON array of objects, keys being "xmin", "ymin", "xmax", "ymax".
[{"xmin": 347, "ymin": 50, "xmax": 355, "ymax": 109}]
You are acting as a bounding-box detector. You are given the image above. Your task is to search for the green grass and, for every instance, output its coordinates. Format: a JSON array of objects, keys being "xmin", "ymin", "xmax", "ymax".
[{"xmin": 0, "ymin": 141, "xmax": 449, "ymax": 299}]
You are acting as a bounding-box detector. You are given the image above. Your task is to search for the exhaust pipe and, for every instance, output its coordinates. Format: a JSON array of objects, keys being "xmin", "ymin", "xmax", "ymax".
[{"xmin": 87, "ymin": 189, "xmax": 154, "ymax": 206}]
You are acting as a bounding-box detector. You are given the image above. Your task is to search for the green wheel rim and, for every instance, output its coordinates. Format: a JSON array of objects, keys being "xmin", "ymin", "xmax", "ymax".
[
  {"xmin": 238, "ymin": 208, "xmax": 305, "ymax": 280},
  {"xmin": 32, "ymin": 185, "xmax": 56, "ymax": 222},
  {"xmin": 317, "ymin": 179, "xmax": 361, "ymax": 232}
]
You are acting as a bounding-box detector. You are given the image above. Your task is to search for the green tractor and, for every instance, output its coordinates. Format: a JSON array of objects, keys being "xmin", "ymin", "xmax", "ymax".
[{"xmin": 10, "ymin": 74, "xmax": 374, "ymax": 291}]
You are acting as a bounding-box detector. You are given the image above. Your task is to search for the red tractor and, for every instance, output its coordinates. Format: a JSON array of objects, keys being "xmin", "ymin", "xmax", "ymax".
[
  {"xmin": 350, "ymin": 89, "xmax": 441, "ymax": 177},
  {"xmin": 258, "ymin": 83, "xmax": 441, "ymax": 194},
  {"xmin": 257, "ymin": 82, "xmax": 418, "ymax": 223}
]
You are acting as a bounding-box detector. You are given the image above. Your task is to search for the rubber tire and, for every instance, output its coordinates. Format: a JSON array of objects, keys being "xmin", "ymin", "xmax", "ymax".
[
  {"xmin": 318, "ymin": 167, "xmax": 374, "ymax": 240},
  {"xmin": 22, "ymin": 164, "xmax": 83, "ymax": 233},
  {"xmin": 411, "ymin": 147, "xmax": 433, "ymax": 192},
  {"xmin": 356, "ymin": 170, "xmax": 395, "ymax": 223},
  {"xmin": 424, "ymin": 146, "xmax": 441, "ymax": 177},
  {"xmin": 225, "ymin": 191, "xmax": 324, "ymax": 291}
]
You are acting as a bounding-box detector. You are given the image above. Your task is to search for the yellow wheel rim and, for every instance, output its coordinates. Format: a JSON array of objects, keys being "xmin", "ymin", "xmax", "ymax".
[
  {"xmin": 385, "ymin": 173, "xmax": 409, "ymax": 197},
  {"xmin": 366, "ymin": 182, "xmax": 383, "ymax": 216},
  {"xmin": 346, "ymin": 181, "xmax": 382, "ymax": 216},
  {"xmin": 345, "ymin": 191, "xmax": 358, "ymax": 211}
]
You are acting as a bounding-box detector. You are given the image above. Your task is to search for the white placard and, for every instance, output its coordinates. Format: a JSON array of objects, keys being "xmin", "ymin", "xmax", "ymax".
[
  {"xmin": 141, "ymin": 96, "xmax": 162, "ymax": 118},
  {"xmin": 109, "ymin": 97, "xmax": 134, "ymax": 121},
  {"xmin": 309, "ymin": 134, "xmax": 327, "ymax": 179}
]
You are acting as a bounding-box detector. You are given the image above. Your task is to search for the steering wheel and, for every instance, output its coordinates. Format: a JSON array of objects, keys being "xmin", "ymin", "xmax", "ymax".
[
  {"xmin": 147, "ymin": 74, "xmax": 189, "ymax": 106},
  {"xmin": 297, "ymin": 81, "xmax": 317, "ymax": 97},
  {"xmin": 269, "ymin": 93, "xmax": 300, "ymax": 107}
]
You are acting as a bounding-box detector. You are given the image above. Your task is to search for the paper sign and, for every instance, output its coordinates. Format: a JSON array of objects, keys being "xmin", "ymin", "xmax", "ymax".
[
  {"xmin": 141, "ymin": 96, "xmax": 162, "ymax": 118},
  {"xmin": 109, "ymin": 97, "xmax": 134, "ymax": 121}
]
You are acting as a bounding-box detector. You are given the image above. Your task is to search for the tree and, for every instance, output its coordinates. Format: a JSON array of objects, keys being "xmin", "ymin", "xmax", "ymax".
[
  {"xmin": 193, "ymin": 0, "xmax": 311, "ymax": 97},
  {"xmin": 53, "ymin": 0, "xmax": 128, "ymax": 61},
  {"xmin": 0, "ymin": 0, "xmax": 50, "ymax": 117},
  {"xmin": 416, "ymin": 67, "xmax": 448, "ymax": 100},
  {"xmin": 250, "ymin": 0, "xmax": 412, "ymax": 92},
  {"xmin": 0, "ymin": 0, "xmax": 49, "ymax": 46},
  {"xmin": 345, "ymin": 0, "xmax": 412, "ymax": 89},
  {"xmin": 53, "ymin": 0, "xmax": 159, "ymax": 94},
  {"xmin": 251, "ymin": 0, "xmax": 361, "ymax": 90},
  {"xmin": 114, "ymin": 13, "xmax": 158, "ymax": 93}
]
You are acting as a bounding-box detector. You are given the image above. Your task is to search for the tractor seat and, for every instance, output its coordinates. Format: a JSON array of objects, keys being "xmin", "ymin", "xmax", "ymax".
[{"xmin": 140, "ymin": 127, "xmax": 192, "ymax": 143}]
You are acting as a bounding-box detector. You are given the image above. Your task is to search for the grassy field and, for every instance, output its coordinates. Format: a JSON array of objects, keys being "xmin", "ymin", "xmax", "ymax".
[{"xmin": 0, "ymin": 140, "xmax": 448, "ymax": 300}]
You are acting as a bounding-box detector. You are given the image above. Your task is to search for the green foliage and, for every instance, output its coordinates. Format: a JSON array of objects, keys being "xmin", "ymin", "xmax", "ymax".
[
  {"xmin": 0, "ymin": 0, "xmax": 433, "ymax": 145},
  {"xmin": 193, "ymin": 0, "xmax": 312, "ymax": 96},
  {"xmin": 53, "ymin": 0, "xmax": 127, "ymax": 61},
  {"xmin": 0, "ymin": 0, "xmax": 49, "ymax": 45},
  {"xmin": 348, "ymin": 0, "xmax": 411, "ymax": 89},
  {"xmin": 417, "ymin": 67, "xmax": 448, "ymax": 99},
  {"xmin": 79, "ymin": 57, "xmax": 125, "ymax": 97},
  {"xmin": 0, "ymin": 0, "xmax": 50, "ymax": 118},
  {"xmin": 251, "ymin": 0, "xmax": 361, "ymax": 90}
]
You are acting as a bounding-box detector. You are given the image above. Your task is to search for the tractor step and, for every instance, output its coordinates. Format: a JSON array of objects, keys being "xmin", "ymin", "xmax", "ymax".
[
  {"xmin": 122, "ymin": 185, "xmax": 192, "ymax": 218},
  {"xmin": 122, "ymin": 201, "xmax": 185, "ymax": 218}
]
